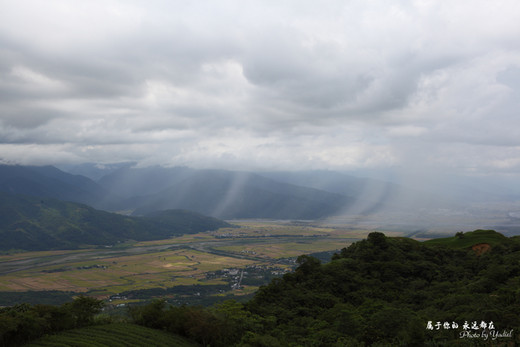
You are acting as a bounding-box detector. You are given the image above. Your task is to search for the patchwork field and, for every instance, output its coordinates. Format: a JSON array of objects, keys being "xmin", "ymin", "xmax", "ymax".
[
  {"xmin": 0, "ymin": 220, "xmax": 381, "ymax": 304},
  {"xmin": 0, "ymin": 248, "xmax": 254, "ymax": 292}
]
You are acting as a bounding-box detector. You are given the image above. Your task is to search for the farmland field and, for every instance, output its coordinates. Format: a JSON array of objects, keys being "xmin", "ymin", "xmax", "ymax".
[
  {"xmin": 0, "ymin": 220, "xmax": 382, "ymax": 305},
  {"xmin": 25, "ymin": 323, "xmax": 197, "ymax": 347}
]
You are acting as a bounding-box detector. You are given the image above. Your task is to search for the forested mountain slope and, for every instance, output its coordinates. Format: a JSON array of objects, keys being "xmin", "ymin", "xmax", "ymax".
[
  {"xmin": 0, "ymin": 192, "xmax": 230, "ymax": 251},
  {"xmin": 0, "ymin": 165, "xmax": 108, "ymax": 207},
  {"xmin": 100, "ymin": 167, "xmax": 352, "ymax": 219},
  {"xmin": 130, "ymin": 231, "xmax": 520, "ymax": 346},
  {"xmin": 0, "ymin": 164, "xmax": 354, "ymax": 219}
]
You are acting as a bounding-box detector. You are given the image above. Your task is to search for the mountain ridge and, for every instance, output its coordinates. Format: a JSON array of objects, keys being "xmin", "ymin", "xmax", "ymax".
[
  {"xmin": 0, "ymin": 164, "xmax": 357, "ymax": 219},
  {"xmin": 99, "ymin": 167, "xmax": 354, "ymax": 219},
  {"xmin": 0, "ymin": 164, "xmax": 108, "ymax": 207},
  {"xmin": 0, "ymin": 191, "xmax": 230, "ymax": 251}
]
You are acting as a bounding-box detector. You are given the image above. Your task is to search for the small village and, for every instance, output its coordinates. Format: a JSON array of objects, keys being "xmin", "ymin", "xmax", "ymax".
[{"xmin": 206, "ymin": 264, "xmax": 293, "ymax": 290}]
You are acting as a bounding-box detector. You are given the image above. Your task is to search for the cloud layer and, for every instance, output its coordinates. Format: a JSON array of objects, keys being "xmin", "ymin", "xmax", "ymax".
[{"xmin": 1, "ymin": 0, "xmax": 520, "ymax": 179}]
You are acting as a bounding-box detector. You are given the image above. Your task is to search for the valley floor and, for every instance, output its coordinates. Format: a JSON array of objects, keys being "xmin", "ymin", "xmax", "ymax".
[{"xmin": 0, "ymin": 220, "xmax": 396, "ymax": 306}]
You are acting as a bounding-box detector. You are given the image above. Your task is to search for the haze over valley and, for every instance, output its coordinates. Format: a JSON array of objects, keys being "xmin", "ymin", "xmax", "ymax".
[{"xmin": 1, "ymin": 163, "xmax": 520, "ymax": 240}]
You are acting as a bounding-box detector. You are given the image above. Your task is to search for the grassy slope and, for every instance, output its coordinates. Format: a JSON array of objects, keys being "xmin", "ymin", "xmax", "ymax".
[
  {"xmin": 24, "ymin": 323, "xmax": 198, "ymax": 347},
  {"xmin": 422, "ymin": 229, "xmax": 514, "ymax": 249}
]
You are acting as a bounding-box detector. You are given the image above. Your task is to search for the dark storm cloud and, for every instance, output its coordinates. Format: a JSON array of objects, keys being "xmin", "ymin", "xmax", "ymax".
[{"xmin": 0, "ymin": 0, "xmax": 519, "ymax": 176}]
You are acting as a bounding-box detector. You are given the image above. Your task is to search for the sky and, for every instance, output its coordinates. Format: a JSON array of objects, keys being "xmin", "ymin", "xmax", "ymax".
[{"xmin": 1, "ymin": 0, "xmax": 520, "ymax": 181}]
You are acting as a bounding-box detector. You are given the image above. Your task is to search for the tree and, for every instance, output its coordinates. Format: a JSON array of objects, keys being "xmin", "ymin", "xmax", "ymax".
[
  {"xmin": 128, "ymin": 298, "xmax": 166, "ymax": 328},
  {"xmin": 367, "ymin": 232, "xmax": 388, "ymax": 249},
  {"xmin": 295, "ymin": 255, "xmax": 321, "ymax": 275},
  {"xmin": 66, "ymin": 296, "xmax": 104, "ymax": 327}
]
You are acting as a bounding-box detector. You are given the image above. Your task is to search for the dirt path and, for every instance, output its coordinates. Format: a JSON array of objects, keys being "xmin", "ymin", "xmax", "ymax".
[{"xmin": 472, "ymin": 243, "xmax": 491, "ymax": 256}]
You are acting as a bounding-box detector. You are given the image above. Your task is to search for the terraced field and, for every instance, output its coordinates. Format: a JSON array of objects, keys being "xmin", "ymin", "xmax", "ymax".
[{"xmin": 25, "ymin": 323, "xmax": 197, "ymax": 347}]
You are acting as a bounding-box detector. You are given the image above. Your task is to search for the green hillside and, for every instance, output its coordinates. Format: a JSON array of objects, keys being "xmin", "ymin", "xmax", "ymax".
[
  {"xmin": 0, "ymin": 164, "xmax": 111, "ymax": 209},
  {"xmin": 24, "ymin": 323, "xmax": 197, "ymax": 347},
  {"xmin": 0, "ymin": 297, "xmax": 198, "ymax": 346},
  {"xmin": 143, "ymin": 209, "xmax": 233, "ymax": 232},
  {"xmin": 423, "ymin": 229, "xmax": 512, "ymax": 249},
  {"xmin": 0, "ymin": 192, "xmax": 230, "ymax": 251},
  {"xmin": 129, "ymin": 230, "xmax": 520, "ymax": 346},
  {"xmin": 3, "ymin": 230, "xmax": 520, "ymax": 345}
]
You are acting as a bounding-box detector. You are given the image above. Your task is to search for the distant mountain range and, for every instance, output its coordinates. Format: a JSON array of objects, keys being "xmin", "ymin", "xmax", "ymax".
[
  {"xmin": 99, "ymin": 167, "xmax": 353, "ymax": 219},
  {"xmin": 0, "ymin": 165, "xmax": 107, "ymax": 207},
  {"xmin": 2, "ymin": 163, "xmax": 519, "ymax": 249},
  {"xmin": 0, "ymin": 164, "xmax": 464, "ymax": 220},
  {"xmin": 0, "ymin": 164, "xmax": 357, "ymax": 219},
  {"xmin": 0, "ymin": 191, "xmax": 230, "ymax": 251}
]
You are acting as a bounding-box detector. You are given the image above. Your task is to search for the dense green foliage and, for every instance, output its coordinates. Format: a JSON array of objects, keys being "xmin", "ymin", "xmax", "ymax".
[
  {"xmin": 130, "ymin": 231, "xmax": 520, "ymax": 346},
  {"xmin": 0, "ymin": 296, "xmax": 104, "ymax": 346},
  {"xmin": 3, "ymin": 231, "xmax": 520, "ymax": 346},
  {"xmin": 245, "ymin": 232, "xmax": 520, "ymax": 345},
  {"xmin": 24, "ymin": 323, "xmax": 197, "ymax": 347},
  {"xmin": 0, "ymin": 297, "xmax": 196, "ymax": 347},
  {"xmin": 423, "ymin": 229, "xmax": 512, "ymax": 248},
  {"xmin": 129, "ymin": 299, "xmax": 263, "ymax": 347},
  {"xmin": 0, "ymin": 192, "xmax": 230, "ymax": 251},
  {"xmin": 0, "ymin": 291, "xmax": 75, "ymax": 307}
]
